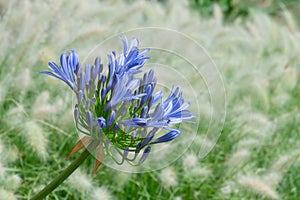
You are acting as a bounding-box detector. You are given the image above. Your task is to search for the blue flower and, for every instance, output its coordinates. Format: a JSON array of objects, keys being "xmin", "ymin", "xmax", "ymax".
[
  {"xmin": 104, "ymin": 71, "xmax": 146, "ymax": 111},
  {"xmin": 150, "ymin": 129, "xmax": 181, "ymax": 144},
  {"xmin": 40, "ymin": 50, "xmax": 79, "ymax": 90},
  {"xmin": 120, "ymin": 87, "xmax": 194, "ymax": 128},
  {"xmin": 41, "ymin": 35, "xmax": 194, "ymax": 167},
  {"xmin": 117, "ymin": 35, "xmax": 151, "ymax": 74}
]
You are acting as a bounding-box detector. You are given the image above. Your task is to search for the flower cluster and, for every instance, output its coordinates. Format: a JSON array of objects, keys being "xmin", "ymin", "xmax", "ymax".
[{"xmin": 41, "ymin": 36, "xmax": 194, "ymax": 168}]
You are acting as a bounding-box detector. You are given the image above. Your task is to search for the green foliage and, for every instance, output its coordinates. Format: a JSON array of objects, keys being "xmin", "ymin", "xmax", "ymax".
[
  {"xmin": 189, "ymin": 0, "xmax": 300, "ymax": 23},
  {"xmin": 190, "ymin": 0, "xmax": 248, "ymax": 20}
]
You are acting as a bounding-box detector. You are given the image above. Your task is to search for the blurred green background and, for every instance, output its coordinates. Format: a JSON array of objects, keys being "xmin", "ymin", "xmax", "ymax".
[
  {"xmin": 190, "ymin": 0, "xmax": 300, "ymax": 22},
  {"xmin": 0, "ymin": 0, "xmax": 300, "ymax": 199}
]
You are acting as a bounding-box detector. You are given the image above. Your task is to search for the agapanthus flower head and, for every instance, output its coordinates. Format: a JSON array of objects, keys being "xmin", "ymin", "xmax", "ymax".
[{"xmin": 41, "ymin": 35, "xmax": 195, "ymax": 171}]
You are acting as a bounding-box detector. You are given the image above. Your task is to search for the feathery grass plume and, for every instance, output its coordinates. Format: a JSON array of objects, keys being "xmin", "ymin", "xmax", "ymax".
[
  {"xmin": 226, "ymin": 149, "xmax": 251, "ymax": 169},
  {"xmin": 167, "ymin": 1, "xmax": 190, "ymax": 26},
  {"xmin": 53, "ymin": 96, "xmax": 74, "ymax": 127},
  {"xmin": 220, "ymin": 181, "xmax": 236, "ymax": 195},
  {"xmin": 220, "ymin": 185, "xmax": 232, "ymax": 195},
  {"xmin": 3, "ymin": 145, "xmax": 18, "ymax": 164},
  {"xmin": 282, "ymin": 10, "xmax": 297, "ymax": 33},
  {"xmin": 271, "ymin": 91, "xmax": 289, "ymax": 108},
  {"xmin": 53, "ymin": 95, "xmax": 73, "ymax": 126},
  {"xmin": 237, "ymin": 175, "xmax": 279, "ymax": 199},
  {"xmin": 174, "ymin": 197, "xmax": 182, "ymax": 200},
  {"xmin": 52, "ymin": 98, "xmax": 65, "ymax": 112},
  {"xmin": 0, "ymin": 137, "xmax": 18, "ymax": 164},
  {"xmin": 0, "ymin": 163, "xmax": 5, "ymax": 178},
  {"xmin": 193, "ymin": 191, "xmax": 202, "ymax": 199},
  {"xmin": 192, "ymin": 134, "xmax": 215, "ymax": 154},
  {"xmin": 182, "ymin": 153, "xmax": 198, "ymax": 168},
  {"xmin": 238, "ymin": 112, "xmax": 274, "ymax": 139},
  {"xmin": 228, "ymin": 74, "xmax": 270, "ymax": 111},
  {"xmin": 182, "ymin": 153, "xmax": 211, "ymax": 178},
  {"xmin": 250, "ymin": 13, "xmax": 282, "ymax": 50},
  {"xmin": 271, "ymin": 150, "xmax": 300, "ymax": 172},
  {"xmin": 213, "ymin": 3, "xmax": 223, "ymax": 25},
  {"xmin": 0, "ymin": 189, "xmax": 17, "ymax": 200},
  {"xmin": 91, "ymin": 187, "xmax": 114, "ymax": 200},
  {"xmin": 185, "ymin": 165, "xmax": 211, "ymax": 179},
  {"xmin": 113, "ymin": 172, "xmax": 132, "ymax": 188},
  {"xmin": 58, "ymin": 108, "xmax": 75, "ymax": 128},
  {"xmin": 14, "ymin": 68, "xmax": 31, "ymax": 92},
  {"xmin": 236, "ymin": 138, "xmax": 260, "ymax": 150},
  {"xmin": 159, "ymin": 167, "xmax": 177, "ymax": 187},
  {"xmin": 0, "ymin": 139, "xmax": 3, "ymax": 155},
  {"xmin": 5, "ymin": 175, "xmax": 22, "ymax": 190},
  {"xmin": 0, "ymin": 139, "xmax": 21, "ymax": 193},
  {"xmin": 151, "ymin": 143, "xmax": 174, "ymax": 162},
  {"xmin": 67, "ymin": 170, "xmax": 93, "ymax": 192},
  {"xmin": 245, "ymin": 21, "xmax": 260, "ymax": 38},
  {"xmin": 262, "ymin": 172, "xmax": 282, "ymax": 188},
  {"xmin": 135, "ymin": 1, "xmax": 164, "ymax": 26},
  {"xmin": 251, "ymin": 77, "xmax": 270, "ymax": 109},
  {"xmin": 24, "ymin": 121, "xmax": 48, "ymax": 160},
  {"xmin": 32, "ymin": 185, "xmax": 46, "ymax": 195},
  {"xmin": 198, "ymin": 98, "xmax": 213, "ymax": 120},
  {"xmin": 32, "ymin": 91, "xmax": 54, "ymax": 118},
  {"xmin": 5, "ymin": 105, "xmax": 26, "ymax": 127},
  {"xmin": 279, "ymin": 67, "xmax": 297, "ymax": 90}
]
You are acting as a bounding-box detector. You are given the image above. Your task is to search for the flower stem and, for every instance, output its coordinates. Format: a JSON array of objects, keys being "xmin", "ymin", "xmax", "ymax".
[{"xmin": 31, "ymin": 140, "xmax": 98, "ymax": 200}]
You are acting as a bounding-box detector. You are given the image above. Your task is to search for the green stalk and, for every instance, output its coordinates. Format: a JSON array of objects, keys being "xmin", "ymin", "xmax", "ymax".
[{"xmin": 31, "ymin": 140, "xmax": 98, "ymax": 200}]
